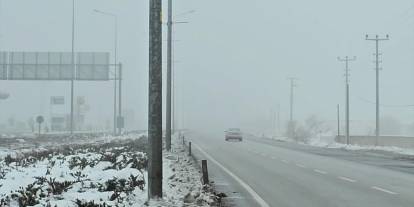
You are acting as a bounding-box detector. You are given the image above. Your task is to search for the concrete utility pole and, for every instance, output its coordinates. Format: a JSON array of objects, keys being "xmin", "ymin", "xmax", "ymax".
[
  {"xmin": 148, "ymin": 0, "xmax": 163, "ymax": 199},
  {"xmin": 366, "ymin": 35, "xmax": 389, "ymax": 146},
  {"xmin": 287, "ymin": 78, "xmax": 297, "ymax": 138},
  {"xmin": 338, "ymin": 56, "xmax": 356, "ymax": 145},
  {"xmin": 277, "ymin": 103, "xmax": 281, "ymax": 136},
  {"xmin": 70, "ymin": 0, "xmax": 75, "ymax": 134},
  {"xmin": 166, "ymin": 0, "xmax": 172, "ymax": 151},
  {"xmin": 288, "ymin": 77, "xmax": 297, "ymax": 122}
]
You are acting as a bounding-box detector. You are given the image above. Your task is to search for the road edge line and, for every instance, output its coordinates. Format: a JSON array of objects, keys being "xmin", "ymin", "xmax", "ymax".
[{"xmin": 193, "ymin": 143, "xmax": 271, "ymax": 207}]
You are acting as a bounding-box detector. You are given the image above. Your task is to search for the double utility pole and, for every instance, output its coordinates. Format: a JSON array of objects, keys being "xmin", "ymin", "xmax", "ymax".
[
  {"xmin": 166, "ymin": 0, "xmax": 173, "ymax": 151},
  {"xmin": 148, "ymin": 0, "xmax": 163, "ymax": 199},
  {"xmin": 366, "ymin": 35, "xmax": 389, "ymax": 145},
  {"xmin": 338, "ymin": 56, "xmax": 356, "ymax": 145}
]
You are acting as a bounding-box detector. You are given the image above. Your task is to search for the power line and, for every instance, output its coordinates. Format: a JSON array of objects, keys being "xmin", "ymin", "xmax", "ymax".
[{"xmin": 355, "ymin": 96, "xmax": 414, "ymax": 108}]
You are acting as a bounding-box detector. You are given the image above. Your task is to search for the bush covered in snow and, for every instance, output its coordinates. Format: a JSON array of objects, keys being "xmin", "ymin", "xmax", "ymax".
[{"xmin": 0, "ymin": 137, "xmax": 148, "ymax": 207}]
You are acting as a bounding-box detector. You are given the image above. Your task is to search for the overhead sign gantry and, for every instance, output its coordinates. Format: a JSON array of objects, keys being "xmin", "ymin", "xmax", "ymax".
[{"xmin": 0, "ymin": 51, "xmax": 123, "ymax": 134}]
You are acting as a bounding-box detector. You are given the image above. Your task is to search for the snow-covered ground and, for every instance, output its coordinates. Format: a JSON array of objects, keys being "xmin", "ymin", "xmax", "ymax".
[
  {"xmin": 267, "ymin": 135, "xmax": 414, "ymax": 156},
  {"xmin": 307, "ymin": 136, "xmax": 414, "ymax": 156},
  {"xmin": 0, "ymin": 148, "xmax": 13, "ymax": 159},
  {"xmin": 146, "ymin": 135, "xmax": 219, "ymax": 207},
  {"xmin": 0, "ymin": 133, "xmax": 219, "ymax": 207}
]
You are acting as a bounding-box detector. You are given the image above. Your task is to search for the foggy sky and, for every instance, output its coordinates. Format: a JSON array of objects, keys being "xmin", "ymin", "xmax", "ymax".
[{"xmin": 1, "ymin": 0, "xmax": 413, "ymax": 134}]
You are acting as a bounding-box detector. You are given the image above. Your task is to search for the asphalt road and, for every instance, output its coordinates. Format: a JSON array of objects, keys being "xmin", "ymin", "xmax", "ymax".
[{"xmin": 188, "ymin": 131, "xmax": 414, "ymax": 207}]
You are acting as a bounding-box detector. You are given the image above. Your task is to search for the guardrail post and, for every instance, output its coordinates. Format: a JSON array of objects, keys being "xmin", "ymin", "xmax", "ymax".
[
  {"xmin": 188, "ymin": 141, "xmax": 191, "ymax": 156},
  {"xmin": 201, "ymin": 160, "xmax": 209, "ymax": 185}
]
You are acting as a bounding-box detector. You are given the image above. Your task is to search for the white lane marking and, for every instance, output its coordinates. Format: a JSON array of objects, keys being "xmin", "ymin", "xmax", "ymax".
[
  {"xmin": 281, "ymin": 159, "xmax": 289, "ymax": 163},
  {"xmin": 371, "ymin": 186, "xmax": 398, "ymax": 195},
  {"xmin": 338, "ymin": 176, "xmax": 356, "ymax": 183},
  {"xmin": 295, "ymin": 163, "xmax": 306, "ymax": 168},
  {"xmin": 193, "ymin": 143, "xmax": 271, "ymax": 207},
  {"xmin": 313, "ymin": 169, "xmax": 327, "ymax": 174},
  {"xmin": 260, "ymin": 153, "xmax": 266, "ymax": 157},
  {"xmin": 270, "ymin": 156, "xmax": 277, "ymax": 160}
]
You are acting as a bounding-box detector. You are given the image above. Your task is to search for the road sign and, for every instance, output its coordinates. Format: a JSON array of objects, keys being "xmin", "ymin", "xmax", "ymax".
[
  {"xmin": 36, "ymin": 115, "xmax": 44, "ymax": 135},
  {"xmin": 36, "ymin": 116, "xmax": 44, "ymax": 124},
  {"xmin": 8, "ymin": 52, "xmax": 72, "ymax": 80},
  {"xmin": 76, "ymin": 52, "xmax": 110, "ymax": 81},
  {"xmin": 2, "ymin": 51, "xmax": 110, "ymax": 81}
]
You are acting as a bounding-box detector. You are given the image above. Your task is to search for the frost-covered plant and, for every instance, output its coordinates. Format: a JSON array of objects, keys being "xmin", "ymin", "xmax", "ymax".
[
  {"xmin": 4, "ymin": 154, "xmax": 15, "ymax": 166},
  {"xmin": 11, "ymin": 183, "xmax": 45, "ymax": 207},
  {"xmin": 47, "ymin": 178, "xmax": 76, "ymax": 195},
  {"xmin": 74, "ymin": 199, "xmax": 108, "ymax": 207},
  {"xmin": 70, "ymin": 171, "xmax": 88, "ymax": 182}
]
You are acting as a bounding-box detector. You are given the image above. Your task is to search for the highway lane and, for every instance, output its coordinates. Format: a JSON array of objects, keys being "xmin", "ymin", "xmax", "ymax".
[
  {"xmin": 188, "ymin": 131, "xmax": 414, "ymax": 207},
  {"xmin": 246, "ymin": 135, "xmax": 414, "ymax": 175}
]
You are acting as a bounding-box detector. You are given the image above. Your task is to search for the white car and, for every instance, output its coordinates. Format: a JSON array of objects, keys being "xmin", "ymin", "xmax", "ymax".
[{"xmin": 225, "ymin": 128, "xmax": 243, "ymax": 141}]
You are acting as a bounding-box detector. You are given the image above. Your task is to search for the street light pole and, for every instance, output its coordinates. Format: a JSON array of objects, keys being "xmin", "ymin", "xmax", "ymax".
[
  {"xmin": 118, "ymin": 62, "xmax": 122, "ymax": 135},
  {"xmin": 93, "ymin": 9, "xmax": 119, "ymax": 136},
  {"xmin": 166, "ymin": 0, "xmax": 172, "ymax": 151},
  {"xmin": 70, "ymin": 0, "xmax": 75, "ymax": 135},
  {"xmin": 169, "ymin": 11, "xmax": 192, "ymax": 141}
]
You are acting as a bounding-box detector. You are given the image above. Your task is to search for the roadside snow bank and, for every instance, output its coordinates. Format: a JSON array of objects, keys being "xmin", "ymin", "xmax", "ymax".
[
  {"xmin": 146, "ymin": 136, "xmax": 219, "ymax": 207},
  {"xmin": 263, "ymin": 135, "xmax": 414, "ymax": 156},
  {"xmin": 307, "ymin": 136, "xmax": 414, "ymax": 156}
]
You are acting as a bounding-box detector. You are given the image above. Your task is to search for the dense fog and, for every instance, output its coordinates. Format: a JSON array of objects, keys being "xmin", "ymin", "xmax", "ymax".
[{"xmin": 0, "ymin": 0, "xmax": 413, "ymax": 136}]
